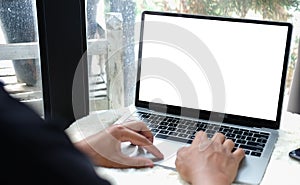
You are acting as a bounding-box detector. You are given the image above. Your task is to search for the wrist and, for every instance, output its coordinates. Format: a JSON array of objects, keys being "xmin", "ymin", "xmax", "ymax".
[
  {"xmin": 191, "ymin": 172, "xmax": 231, "ymax": 185},
  {"xmin": 75, "ymin": 139, "xmax": 97, "ymax": 158}
]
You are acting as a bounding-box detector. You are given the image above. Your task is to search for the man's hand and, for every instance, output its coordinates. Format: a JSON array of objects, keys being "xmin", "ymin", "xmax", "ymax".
[
  {"xmin": 175, "ymin": 131, "xmax": 245, "ymax": 185},
  {"xmin": 75, "ymin": 121, "xmax": 164, "ymax": 168}
]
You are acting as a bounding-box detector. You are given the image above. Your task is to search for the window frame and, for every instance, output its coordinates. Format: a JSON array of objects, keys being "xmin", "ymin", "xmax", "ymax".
[{"xmin": 36, "ymin": 0, "xmax": 89, "ymax": 128}]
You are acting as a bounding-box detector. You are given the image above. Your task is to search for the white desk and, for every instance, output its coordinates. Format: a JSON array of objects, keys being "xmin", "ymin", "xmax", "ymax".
[{"xmin": 66, "ymin": 108, "xmax": 300, "ymax": 185}]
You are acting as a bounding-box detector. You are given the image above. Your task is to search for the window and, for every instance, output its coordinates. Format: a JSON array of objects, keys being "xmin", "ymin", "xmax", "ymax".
[
  {"xmin": 1, "ymin": 1, "xmax": 297, "ymax": 125},
  {"xmin": 86, "ymin": 0, "xmax": 137, "ymax": 112},
  {"xmin": 0, "ymin": 0, "xmax": 43, "ymax": 116},
  {"xmin": 85, "ymin": 0, "xmax": 109, "ymax": 112},
  {"xmin": 36, "ymin": 0, "xmax": 88, "ymax": 127},
  {"xmin": 86, "ymin": 0, "xmax": 300, "ymax": 113}
]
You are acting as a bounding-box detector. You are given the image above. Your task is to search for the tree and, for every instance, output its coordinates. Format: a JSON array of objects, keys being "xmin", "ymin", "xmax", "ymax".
[
  {"xmin": 138, "ymin": 0, "xmax": 300, "ymax": 90},
  {"xmin": 150, "ymin": 0, "xmax": 300, "ymax": 21}
]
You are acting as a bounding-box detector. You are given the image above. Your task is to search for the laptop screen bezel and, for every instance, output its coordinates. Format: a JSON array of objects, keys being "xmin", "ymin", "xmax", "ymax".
[{"xmin": 135, "ymin": 10, "xmax": 293, "ymax": 129}]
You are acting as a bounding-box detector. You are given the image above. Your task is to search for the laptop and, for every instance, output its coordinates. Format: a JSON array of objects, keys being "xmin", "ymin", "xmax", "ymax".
[{"xmin": 115, "ymin": 11, "xmax": 293, "ymax": 185}]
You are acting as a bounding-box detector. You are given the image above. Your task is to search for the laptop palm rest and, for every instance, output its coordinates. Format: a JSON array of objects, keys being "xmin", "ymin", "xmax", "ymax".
[
  {"xmin": 235, "ymin": 156, "xmax": 269, "ymax": 185},
  {"xmin": 121, "ymin": 137, "xmax": 268, "ymax": 185},
  {"xmin": 121, "ymin": 138, "xmax": 186, "ymax": 164}
]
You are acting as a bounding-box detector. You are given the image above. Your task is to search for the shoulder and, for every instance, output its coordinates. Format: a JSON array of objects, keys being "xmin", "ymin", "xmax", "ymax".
[{"xmin": 0, "ymin": 82, "xmax": 111, "ymax": 185}]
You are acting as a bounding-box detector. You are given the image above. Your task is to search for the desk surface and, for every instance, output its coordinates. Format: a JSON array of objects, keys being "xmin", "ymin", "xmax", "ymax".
[{"xmin": 66, "ymin": 108, "xmax": 300, "ymax": 185}]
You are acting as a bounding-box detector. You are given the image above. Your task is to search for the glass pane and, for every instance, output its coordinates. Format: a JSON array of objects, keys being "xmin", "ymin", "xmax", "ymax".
[
  {"xmin": 85, "ymin": 0, "xmax": 108, "ymax": 112},
  {"xmin": 86, "ymin": 0, "xmax": 300, "ymax": 112},
  {"xmin": 0, "ymin": 0, "xmax": 43, "ymax": 117}
]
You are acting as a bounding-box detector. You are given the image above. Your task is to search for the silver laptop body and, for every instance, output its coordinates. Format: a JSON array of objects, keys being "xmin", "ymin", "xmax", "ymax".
[{"xmin": 116, "ymin": 11, "xmax": 293, "ymax": 185}]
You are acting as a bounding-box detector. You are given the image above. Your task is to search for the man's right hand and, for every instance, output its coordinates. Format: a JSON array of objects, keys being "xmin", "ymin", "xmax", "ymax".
[{"xmin": 175, "ymin": 131, "xmax": 245, "ymax": 185}]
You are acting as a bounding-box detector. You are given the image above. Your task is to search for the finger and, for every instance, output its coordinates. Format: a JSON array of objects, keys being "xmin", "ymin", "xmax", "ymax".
[
  {"xmin": 176, "ymin": 146, "xmax": 188, "ymax": 163},
  {"xmin": 223, "ymin": 138, "xmax": 235, "ymax": 152},
  {"xmin": 123, "ymin": 121, "xmax": 154, "ymax": 143},
  {"xmin": 192, "ymin": 131, "xmax": 208, "ymax": 145},
  {"xmin": 123, "ymin": 120, "xmax": 149, "ymax": 132},
  {"xmin": 143, "ymin": 145, "xmax": 164, "ymax": 159},
  {"xmin": 120, "ymin": 128, "xmax": 163, "ymax": 159},
  {"xmin": 233, "ymin": 148, "xmax": 246, "ymax": 163},
  {"xmin": 177, "ymin": 146, "xmax": 188, "ymax": 155},
  {"xmin": 139, "ymin": 130, "xmax": 154, "ymax": 143},
  {"xmin": 120, "ymin": 126, "xmax": 152, "ymax": 144},
  {"xmin": 211, "ymin": 132, "xmax": 226, "ymax": 144}
]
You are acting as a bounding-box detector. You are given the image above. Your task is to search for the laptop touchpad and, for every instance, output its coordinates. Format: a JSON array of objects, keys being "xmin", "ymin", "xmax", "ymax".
[{"xmin": 121, "ymin": 140, "xmax": 185, "ymax": 163}]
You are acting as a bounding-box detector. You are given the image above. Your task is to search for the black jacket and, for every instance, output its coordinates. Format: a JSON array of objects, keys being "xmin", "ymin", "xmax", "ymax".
[{"xmin": 0, "ymin": 82, "xmax": 111, "ymax": 185}]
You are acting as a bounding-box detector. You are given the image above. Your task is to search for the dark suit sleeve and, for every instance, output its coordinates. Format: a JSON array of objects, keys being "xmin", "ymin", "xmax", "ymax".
[{"xmin": 0, "ymin": 82, "xmax": 111, "ymax": 185}]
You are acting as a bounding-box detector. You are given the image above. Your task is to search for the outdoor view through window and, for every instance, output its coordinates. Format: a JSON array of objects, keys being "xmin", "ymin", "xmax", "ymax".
[
  {"xmin": 0, "ymin": 0, "xmax": 43, "ymax": 116},
  {"xmin": 88, "ymin": 0, "xmax": 300, "ymax": 113},
  {"xmin": 0, "ymin": 1, "xmax": 299, "ymax": 117}
]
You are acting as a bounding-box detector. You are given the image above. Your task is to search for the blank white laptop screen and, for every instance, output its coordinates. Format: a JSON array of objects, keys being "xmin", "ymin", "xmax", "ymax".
[{"xmin": 138, "ymin": 14, "xmax": 289, "ymax": 121}]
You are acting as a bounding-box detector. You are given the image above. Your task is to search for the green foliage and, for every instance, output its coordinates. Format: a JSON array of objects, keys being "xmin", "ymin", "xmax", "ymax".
[
  {"xmin": 139, "ymin": 0, "xmax": 300, "ymax": 21},
  {"xmin": 289, "ymin": 36, "xmax": 300, "ymax": 70}
]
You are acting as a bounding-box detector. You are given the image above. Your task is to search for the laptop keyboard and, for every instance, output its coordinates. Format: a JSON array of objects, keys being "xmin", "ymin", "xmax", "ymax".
[{"xmin": 134, "ymin": 111, "xmax": 270, "ymax": 157}]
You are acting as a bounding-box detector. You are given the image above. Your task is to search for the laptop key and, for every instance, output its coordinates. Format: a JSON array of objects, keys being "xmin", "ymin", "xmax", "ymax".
[
  {"xmin": 169, "ymin": 132, "xmax": 178, "ymax": 136},
  {"xmin": 197, "ymin": 127, "xmax": 206, "ymax": 132},
  {"xmin": 176, "ymin": 129, "xmax": 186, "ymax": 133},
  {"xmin": 207, "ymin": 133, "xmax": 214, "ymax": 138},
  {"xmin": 244, "ymin": 150, "xmax": 251, "ymax": 155},
  {"xmin": 160, "ymin": 121, "xmax": 169, "ymax": 126},
  {"xmin": 159, "ymin": 130, "xmax": 169, "ymax": 135},
  {"xmin": 249, "ymin": 137, "xmax": 257, "ymax": 142},
  {"xmin": 251, "ymin": 151, "xmax": 262, "ymax": 157},
  {"xmin": 206, "ymin": 129, "xmax": 215, "ymax": 134},
  {"xmin": 233, "ymin": 130, "xmax": 243, "ymax": 135},
  {"xmin": 206, "ymin": 125, "xmax": 214, "ymax": 130},
  {"xmin": 156, "ymin": 134, "xmax": 193, "ymax": 144},
  {"xmin": 253, "ymin": 133, "xmax": 269, "ymax": 139},
  {"xmin": 170, "ymin": 118, "xmax": 179, "ymax": 123},
  {"xmin": 187, "ymin": 126, "xmax": 197, "ymax": 131},
  {"xmin": 236, "ymin": 139, "xmax": 246, "ymax": 144},
  {"xmin": 239, "ymin": 145, "xmax": 263, "ymax": 153},
  {"xmin": 247, "ymin": 141, "xmax": 265, "ymax": 148},
  {"xmin": 201, "ymin": 123, "xmax": 208, "ymax": 128},
  {"xmin": 149, "ymin": 123, "xmax": 158, "ymax": 128},
  {"xmin": 168, "ymin": 123, "xmax": 178, "ymax": 127},
  {"xmin": 229, "ymin": 138, "xmax": 236, "ymax": 142},
  {"xmin": 141, "ymin": 114, "xmax": 150, "ymax": 119},
  {"xmin": 163, "ymin": 117, "xmax": 173, "ymax": 122},
  {"xmin": 158, "ymin": 126, "xmax": 168, "ymax": 130},
  {"xmin": 178, "ymin": 133, "xmax": 189, "ymax": 138},
  {"xmin": 189, "ymin": 135, "xmax": 195, "ymax": 140},
  {"xmin": 226, "ymin": 133, "xmax": 236, "ymax": 138},
  {"xmin": 186, "ymin": 130, "xmax": 196, "ymax": 135},
  {"xmin": 259, "ymin": 132, "xmax": 270, "ymax": 136},
  {"xmin": 151, "ymin": 128, "xmax": 159, "ymax": 133},
  {"xmin": 167, "ymin": 127, "xmax": 177, "ymax": 131},
  {"xmin": 257, "ymin": 138, "xmax": 268, "ymax": 144},
  {"xmin": 177, "ymin": 125, "xmax": 188, "ymax": 129}
]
